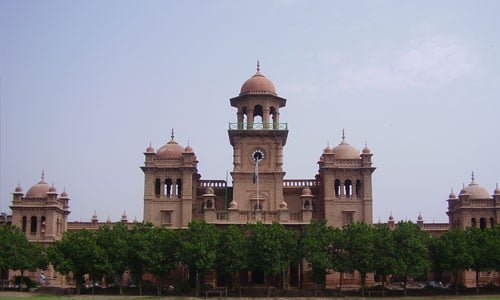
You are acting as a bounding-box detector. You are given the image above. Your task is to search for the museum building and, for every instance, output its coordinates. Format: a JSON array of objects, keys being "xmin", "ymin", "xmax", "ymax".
[{"xmin": 5, "ymin": 65, "xmax": 499, "ymax": 289}]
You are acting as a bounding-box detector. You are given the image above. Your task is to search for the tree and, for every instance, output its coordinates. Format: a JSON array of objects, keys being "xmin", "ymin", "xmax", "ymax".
[
  {"xmin": 180, "ymin": 220, "xmax": 220, "ymax": 297},
  {"xmin": 343, "ymin": 222, "xmax": 374, "ymax": 296},
  {"xmin": 95, "ymin": 223, "xmax": 130, "ymax": 295},
  {"xmin": 300, "ymin": 219, "xmax": 331, "ymax": 296},
  {"xmin": 372, "ymin": 224, "xmax": 396, "ymax": 295},
  {"xmin": 216, "ymin": 225, "xmax": 248, "ymax": 296},
  {"xmin": 127, "ymin": 223, "xmax": 153, "ymax": 295},
  {"xmin": 0, "ymin": 225, "xmax": 47, "ymax": 291},
  {"xmin": 466, "ymin": 226, "xmax": 496, "ymax": 294},
  {"xmin": 328, "ymin": 227, "xmax": 350, "ymax": 296},
  {"xmin": 247, "ymin": 222, "xmax": 296, "ymax": 296},
  {"xmin": 48, "ymin": 229, "xmax": 105, "ymax": 294},
  {"xmin": 435, "ymin": 229, "xmax": 471, "ymax": 294},
  {"xmin": 392, "ymin": 221, "xmax": 431, "ymax": 296}
]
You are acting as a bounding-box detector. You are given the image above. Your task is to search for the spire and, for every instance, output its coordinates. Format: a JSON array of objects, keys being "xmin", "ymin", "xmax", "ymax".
[
  {"xmin": 39, "ymin": 170, "xmax": 46, "ymax": 184},
  {"xmin": 470, "ymin": 171, "xmax": 476, "ymax": 185},
  {"xmin": 171, "ymin": 128, "xmax": 175, "ymax": 140},
  {"xmin": 342, "ymin": 129, "xmax": 345, "ymax": 142},
  {"xmin": 256, "ymin": 60, "xmax": 260, "ymax": 72}
]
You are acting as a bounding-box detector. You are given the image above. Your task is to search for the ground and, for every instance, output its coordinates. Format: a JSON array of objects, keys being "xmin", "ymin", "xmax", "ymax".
[{"xmin": 1, "ymin": 291, "xmax": 500, "ymax": 299}]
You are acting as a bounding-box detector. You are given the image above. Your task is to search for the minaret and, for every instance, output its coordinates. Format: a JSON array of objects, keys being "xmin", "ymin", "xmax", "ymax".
[{"xmin": 228, "ymin": 63, "xmax": 288, "ymax": 212}]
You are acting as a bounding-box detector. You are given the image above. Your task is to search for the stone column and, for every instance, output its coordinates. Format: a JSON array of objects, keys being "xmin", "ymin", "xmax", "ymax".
[{"xmin": 263, "ymin": 108, "xmax": 270, "ymax": 129}]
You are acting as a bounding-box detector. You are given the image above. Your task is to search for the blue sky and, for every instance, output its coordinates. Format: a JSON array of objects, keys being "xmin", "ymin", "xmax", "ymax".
[{"xmin": 1, "ymin": 0, "xmax": 499, "ymax": 222}]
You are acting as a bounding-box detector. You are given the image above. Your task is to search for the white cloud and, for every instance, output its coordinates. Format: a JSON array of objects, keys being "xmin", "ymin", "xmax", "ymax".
[{"xmin": 337, "ymin": 35, "xmax": 479, "ymax": 90}]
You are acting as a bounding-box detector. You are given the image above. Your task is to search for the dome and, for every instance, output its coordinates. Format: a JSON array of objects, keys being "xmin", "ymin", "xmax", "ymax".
[
  {"xmin": 362, "ymin": 144, "xmax": 371, "ymax": 154},
  {"xmin": 146, "ymin": 143, "xmax": 155, "ymax": 153},
  {"xmin": 26, "ymin": 182, "xmax": 50, "ymax": 198},
  {"xmin": 60, "ymin": 190, "xmax": 68, "ymax": 198},
  {"xmin": 301, "ymin": 187, "xmax": 312, "ymax": 196},
  {"xmin": 184, "ymin": 145, "xmax": 194, "ymax": 153},
  {"xmin": 49, "ymin": 185, "xmax": 57, "ymax": 193},
  {"xmin": 240, "ymin": 63, "xmax": 277, "ymax": 96},
  {"xmin": 333, "ymin": 142, "xmax": 360, "ymax": 160},
  {"xmin": 448, "ymin": 189, "xmax": 457, "ymax": 199},
  {"xmin": 323, "ymin": 145, "xmax": 333, "ymax": 154},
  {"xmin": 156, "ymin": 138, "xmax": 184, "ymax": 159},
  {"xmin": 229, "ymin": 200, "xmax": 238, "ymax": 209},
  {"xmin": 460, "ymin": 174, "xmax": 490, "ymax": 199},
  {"xmin": 14, "ymin": 185, "xmax": 23, "ymax": 193}
]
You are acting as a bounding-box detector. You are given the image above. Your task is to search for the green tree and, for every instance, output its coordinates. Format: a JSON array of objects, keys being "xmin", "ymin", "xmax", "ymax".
[
  {"xmin": 95, "ymin": 223, "xmax": 130, "ymax": 295},
  {"xmin": 328, "ymin": 227, "xmax": 350, "ymax": 296},
  {"xmin": 48, "ymin": 229, "xmax": 105, "ymax": 294},
  {"xmin": 180, "ymin": 220, "xmax": 220, "ymax": 297},
  {"xmin": 127, "ymin": 223, "xmax": 153, "ymax": 295},
  {"xmin": 435, "ymin": 229, "xmax": 471, "ymax": 294},
  {"xmin": 392, "ymin": 221, "xmax": 431, "ymax": 296},
  {"xmin": 373, "ymin": 224, "xmax": 396, "ymax": 295},
  {"xmin": 247, "ymin": 222, "xmax": 296, "ymax": 296},
  {"xmin": 466, "ymin": 226, "xmax": 496, "ymax": 294},
  {"xmin": 216, "ymin": 225, "xmax": 248, "ymax": 296},
  {"xmin": 343, "ymin": 222, "xmax": 374, "ymax": 296},
  {"xmin": 0, "ymin": 225, "xmax": 47, "ymax": 291},
  {"xmin": 144, "ymin": 227, "xmax": 180, "ymax": 296},
  {"xmin": 300, "ymin": 219, "xmax": 331, "ymax": 295}
]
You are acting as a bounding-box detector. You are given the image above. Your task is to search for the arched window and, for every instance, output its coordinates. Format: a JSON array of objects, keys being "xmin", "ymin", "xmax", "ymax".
[
  {"xmin": 242, "ymin": 107, "xmax": 248, "ymax": 129},
  {"xmin": 176, "ymin": 179, "xmax": 182, "ymax": 198},
  {"xmin": 30, "ymin": 216, "xmax": 37, "ymax": 234},
  {"xmin": 480, "ymin": 217, "xmax": 487, "ymax": 229},
  {"xmin": 471, "ymin": 218, "xmax": 477, "ymax": 227},
  {"xmin": 22, "ymin": 216, "xmax": 27, "ymax": 232},
  {"xmin": 345, "ymin": 180, "xmax": 353, "ymax": 198},
  {"xmin": 270, "ymin": 106, "xmax": 279, "ymax": 129},
  {"xmin": 490, "ymin": 218, "xmax": 496, "ymax": 228},
  {"xmin": 154, "ymin": 178, "xmax": 161, "ymax": 196},
  {"xmin": 334, "ymin": 179, "xmax": 340, "ymax": 197},
  {"xmin": 164, "ymin": 178, "xmax": 172, "ymax": 198},
  {"xmin": 40, "ymin": 216, "xmax": 46, "ymax": 233},
  {"xmin": 356, "ymin": 180, "xmax": 362, "ymax": 197}
]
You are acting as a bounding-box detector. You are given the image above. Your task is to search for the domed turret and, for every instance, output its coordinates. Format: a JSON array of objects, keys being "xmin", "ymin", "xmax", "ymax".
[
  {"xmin": 448, "ymin": 188, "xmax": 457, "ymax": 199},
  {"xmin": 49, "ymin": 184, "xmax": 57, "ymax": 193},
  {"xmin": 362, "ymin": 143, "xmax": 371, "ymax": 154},
  {"xmin": 60, "ymin": 189, "xmax": 68, "ymax": 198},
  {"xmin": 460, "ymin": 172, "xmax": 490, "ymax": 199},
  {"xmin": 240, "ymin": 61, "xmax": 277, "ymax": 96},
  {"xmin": 14, "ymin": 184, "xmax": 23, "ymax": 193},
  {"xmin": 494, "ymin": 183, "xmax": 500, "ymax": 195},
  {"xmin": 26, "ymin": 171, "xmax": 51, "ymax": 198},
  {"xmin": 156, "ymin": 130, "xmax": 184, "ymax": 159},
  {"xmin": 332, "ymin": 130, "xmax": 360, "ymax": 160},
  {"xmin": 146, "ymin": 142, "xmax": 155, "ymax": 153}
]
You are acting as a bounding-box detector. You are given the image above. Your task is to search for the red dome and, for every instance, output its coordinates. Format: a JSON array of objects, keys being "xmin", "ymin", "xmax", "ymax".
[
  {"xmin": 240, "ymin": 68, "xmax": 277, "ymax": 96},
  {"xmin": 156, "ymin": 139, "xmax": 184, "ymax": 159},
  {"xmin": 26, "ymin": 182, "xmax": 50, "ymax": 197}
]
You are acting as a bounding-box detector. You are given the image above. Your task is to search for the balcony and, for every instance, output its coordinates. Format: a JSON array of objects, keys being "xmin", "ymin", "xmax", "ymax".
[{"xmin": 228, "ymin": 122, "xmax": 288, "ymax": 130}]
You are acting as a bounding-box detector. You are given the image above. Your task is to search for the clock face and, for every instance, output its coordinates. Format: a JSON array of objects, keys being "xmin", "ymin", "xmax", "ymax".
[{"xmin": 251, "ymin": 149, "xmax": 265, "ymax": 162}]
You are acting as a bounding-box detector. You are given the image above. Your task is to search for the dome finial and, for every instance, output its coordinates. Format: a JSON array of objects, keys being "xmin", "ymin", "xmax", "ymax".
[
  {"xmin": 327, "ymin": 140, "xmax": 330, "ymax": 147},
  {"xmin": 471, "ymin": 171, "xmax": 475, "ymax": 183},
  {"xmin": 256, "ymin": 60, "xmax": 260, "ymax": 72},
  {"xmin": 171, "ymin": 128, "xmax": 175, "ymax": 140},
  {"xmin": 40, "ymin": 169, "xmax": 45, "ymax": 183},
  {"xmin": 341, "ymin": 129, "xmax": 346, "ymax": 143}
]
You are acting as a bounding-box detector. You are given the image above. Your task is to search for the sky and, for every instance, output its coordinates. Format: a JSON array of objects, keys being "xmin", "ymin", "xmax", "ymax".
[{"xmin": 1, "ymin": 1, "xmax": 499, "ymax": 223}]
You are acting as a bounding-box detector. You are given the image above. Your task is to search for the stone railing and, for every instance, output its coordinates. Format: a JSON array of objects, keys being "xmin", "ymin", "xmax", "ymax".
[
  {"xmin": 199, "ymin": 180, "xmax": 227, "ymax": 188},
  {"xmin": 283, "ymin": 179, "xmax": 318, "ymax": 187}
]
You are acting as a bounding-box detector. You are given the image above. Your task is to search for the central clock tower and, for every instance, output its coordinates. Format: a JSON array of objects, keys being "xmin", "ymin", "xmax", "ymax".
[{"xmin": 228, "ymin": 63, "xmax": 288, "ymax": 211}]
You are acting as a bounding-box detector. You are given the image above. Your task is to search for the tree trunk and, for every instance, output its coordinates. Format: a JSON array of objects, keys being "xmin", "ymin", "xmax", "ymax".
[
  {"xmin": 339, "ymin": 272, "xmax": 343, "ymax": 296},
  {"xmin": 266, "ymin": 274, "xmax": 271, "ymax": 297},
  {"xmin": 117, "ymin": 273, "xmax": 123, "ymax": 296},
  {"xmin": 76, "ymin": 275, "xmax": 82, "ymax": 295},
  {"xmin": 195, "ymin": 271, "xmax": 200, "ymax": 297},
  {"xmin": 19, "ymin": 269, "xmax": 24, "ymax": 292},
  {"xmin": 403, "ymin": 277, "xmax": 407, "ymax": 297},
  {"xmin": 138, "ymin": 278, "xmax": 143, "ymax": 296},
  {"xmin": 475, "ymin": 269, "xmax": 480, "ymax": 294},
  {"xmin": 454, "ymin": 272, "xmax": 459, "ymax": 295},
  {"xmin": 381, "ymin": 275, "xmax": 386, "ymax": 296},
  {"xmin": 361, "ymin": 272, "xmax": 366, "ymax": 297}
]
